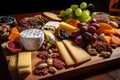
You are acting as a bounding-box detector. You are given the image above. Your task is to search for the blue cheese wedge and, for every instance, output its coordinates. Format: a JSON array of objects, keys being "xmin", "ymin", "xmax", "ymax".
[{"xmin": 20, "ymin": 29, "xmax": 44, "ymax": 50}]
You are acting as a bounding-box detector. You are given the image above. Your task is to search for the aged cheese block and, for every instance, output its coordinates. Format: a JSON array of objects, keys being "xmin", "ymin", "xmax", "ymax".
[
  {"xmin": 18, "ymin": 52, "xmax": 31, "ymax": 68},
  {"xmin": 55, "ymin": 40, "xmax": 75, "ymax": 66},
  {"xmin": 18, "ymin": 66, "xmax": 32, "ymax": 74},
  {"xmin": 62, "ymin": 40, "xmax": 91, "ymax": 64},
  {"xmin": 59, "ymin": 22, "xmax": 78, "ymax": 35},
  {"xmin": 9, "ymin": 55, "xmax": 18, "ymax": 71}
]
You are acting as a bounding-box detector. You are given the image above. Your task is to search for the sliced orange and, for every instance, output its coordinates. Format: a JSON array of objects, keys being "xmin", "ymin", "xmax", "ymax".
[{"xmin": 99, "ymin": 23, "xmax": 113, "ymax": 30}]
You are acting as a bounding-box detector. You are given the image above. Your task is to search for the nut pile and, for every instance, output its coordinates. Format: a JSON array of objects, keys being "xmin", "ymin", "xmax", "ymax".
[
  {"xmin": 87, "ymin": 40, "xmax": 113, "ymax": 58},
  {"xmin": 0, "ymin": 24, "xmax": 11, "ymax": 41},
  {"xmin": 33, "ymin": 41, "xmax": 65, "ymax": 76}
]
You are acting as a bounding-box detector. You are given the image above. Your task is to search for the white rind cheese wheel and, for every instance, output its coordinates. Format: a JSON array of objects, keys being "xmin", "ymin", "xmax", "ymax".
[{"xmin": 20, "ymin": 29, "xmax": 44, "ymax": 50}]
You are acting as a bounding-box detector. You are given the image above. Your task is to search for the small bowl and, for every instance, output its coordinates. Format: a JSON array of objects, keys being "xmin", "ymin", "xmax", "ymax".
[{"xmin": 6, "ymin": 40, "xmax": 22, "ymax": 53}]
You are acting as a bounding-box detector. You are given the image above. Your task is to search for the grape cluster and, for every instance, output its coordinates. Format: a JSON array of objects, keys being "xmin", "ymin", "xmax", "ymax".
[
  {"xmin": 71, "ymin": 19, "xmax": 100, "ymax": 47},
  {"xmin": 60, "ymin": 2, "xmax": 91, "ymax": 22}
]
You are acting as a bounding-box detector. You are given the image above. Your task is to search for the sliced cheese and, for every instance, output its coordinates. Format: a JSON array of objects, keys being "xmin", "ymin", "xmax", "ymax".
[
  {"xmin": 55, "ymin": 40, "xmax": 75, "ymax": 66},
  {"xmin": 62, "ymin": 40, "xmax": 91, "ymax": 64},
  {"xmin": 59, "ymin": 22, "xmax": 78, "ymax": 35},
  {"xmin": 18, "ymin": 52, "xmax": 31, "ymax": 68},
  {"xmin": 9, "ymin": 55, "xmax": 18, "ymax": 71},
  {"xmin": 18, "ymin": 66, "xmax": 32, "ymax": 74}
]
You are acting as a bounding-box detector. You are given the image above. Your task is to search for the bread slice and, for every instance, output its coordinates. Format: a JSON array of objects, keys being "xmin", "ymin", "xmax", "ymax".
[{"xmin": 43, "ymin": 12, "xmax": 61, "ymax": 21}]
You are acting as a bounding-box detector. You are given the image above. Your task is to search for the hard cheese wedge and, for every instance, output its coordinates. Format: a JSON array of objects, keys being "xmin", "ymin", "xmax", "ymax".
[
  {"xmin": 62, "ymin": 40, "xmax": 91, "ymax": 64},
  {"xmin": 59, "ymin": 22, "xmax": 78, "ymax": 35},
  {"xmin": 9, "ymin": 55, "xmax": 18, "ymax": 71},
  {"xmin": 55, "ymin": 40, "xmax": 75, "ymax": 66},
  {"xmin": 18, "ymin": 52, "xmax": 31, "ymax": 68}
]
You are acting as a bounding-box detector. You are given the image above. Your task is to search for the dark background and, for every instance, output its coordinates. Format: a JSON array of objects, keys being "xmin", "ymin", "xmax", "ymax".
[{"xmin": 0, "ymin": 0, "xmax": 110, "ymax": 16}]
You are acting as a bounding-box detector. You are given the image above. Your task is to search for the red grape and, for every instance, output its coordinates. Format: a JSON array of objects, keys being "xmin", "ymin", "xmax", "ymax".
[
  {"xmin": 84, "ymin": 32, "xmax": 92, "ymax": 40},
  {"xmin": 90, "ymin": 23, "xmax": 100, "ymax": 29},
  {"xmin": 92, "ymin": 33, "xmax": 98, "ymax": 42},
  {"xmin": 81, "ymin": 25, "xmax": 89, "ymax": 33},
  {"xmin": 88, "ymin": 26, "xmax": 97, "ymax": 34},
  {"xmin": 74, "ymin": 35, "xmax": 83, "ymax": 44},
  {"xmin": 77, "ymin": 23, "xmax": 88, "ymax": 29},
  {"xmin": 89, "ymin": 18, "xmax": 97, "ymax": 24},
  {"xmin": 72, "ymin": 30, "xmax": 80, "ymax": 39}
]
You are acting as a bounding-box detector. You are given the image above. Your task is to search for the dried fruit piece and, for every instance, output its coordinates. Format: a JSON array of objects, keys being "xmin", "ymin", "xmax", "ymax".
[
  {"xmin": 111, "ymin": 35, "xmax": 120, "ymax": 45},
  {"xmin": 8, "ymin": 27, "xmax": 20, "ymax": 42},
  {"xmin": 99, "ymin": 23, "xmax": 113, "ymax": 30},
  {"xmin": 66, "ymin": 19, "xmax": 80, "ymax": 27}
]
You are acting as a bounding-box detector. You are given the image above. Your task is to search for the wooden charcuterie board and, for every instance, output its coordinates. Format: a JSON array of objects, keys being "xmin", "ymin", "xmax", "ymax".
[{"xmin": 4, "ymin": 46, "xmax": 120, "ymax": 80}]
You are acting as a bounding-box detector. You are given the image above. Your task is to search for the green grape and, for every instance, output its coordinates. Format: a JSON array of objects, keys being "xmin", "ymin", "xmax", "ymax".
[
  {"xmin": 80, "ymin": 2, "xmax": 87, "ymax": 9},
  {"xmin": 60, "ymin": 10, "xmax": 66, "ymax": 17},
  {"xmin": 70, "ymin": 4, "xmax": 79, "ymax": 11},
  {"xmin": 85, "ymin": 10, "xmax": 90, "ymax": 16},
  {"xmin": 68, "ymin": 14, "xmax": 75, "ymax": 19},
  {"xmin": 79, "ymin": 10, "xmax": 90, "ymax": 22},
  {"xmin": 75, "ymin": 8, "xmax": 82, "ymax": 17},
  {"xmin": 65, "ymin": 8, "xmax": 73, "ymax": 15}
]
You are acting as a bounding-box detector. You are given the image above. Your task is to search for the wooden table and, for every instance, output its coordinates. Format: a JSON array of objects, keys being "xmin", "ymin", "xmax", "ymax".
[{"xmin": 1, "ymin": 11, "xmax": 120, "ymax": 80}]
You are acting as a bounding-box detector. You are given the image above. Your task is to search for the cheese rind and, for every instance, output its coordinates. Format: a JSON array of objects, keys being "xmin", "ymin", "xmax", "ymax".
[
  {"xmin": 62, "ymin": 40, "xmax": 91, "ymax": 64},
  {"xmin": 18, "ymin": 52, "xmax": 31, "ymax": 68},
  {"xmin": 9, "ymin": 55, "xmax": 18, "ymax": 71},
  {"xmin": 55, "ymin": 40, "xmax": 75, "ymax": 66}
]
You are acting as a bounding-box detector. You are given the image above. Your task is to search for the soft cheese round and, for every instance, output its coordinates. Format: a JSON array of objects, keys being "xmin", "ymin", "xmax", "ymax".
[{"xmin": 20, "ymin": 29, "xmax": 44, "ymax": 50}]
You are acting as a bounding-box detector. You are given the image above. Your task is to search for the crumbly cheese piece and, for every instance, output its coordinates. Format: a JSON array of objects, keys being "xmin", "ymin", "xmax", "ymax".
[
  {"xmin": 18, "ymin": 66, "xmax": 32, "ymax": 74},
  {"xmin": 18, "ymin": 52, "xmax": 31, "ymax": 68},
  {"xmin": 55, "ymin": 40, "xmax": 75, "ymax": 66},
  {"xmin": 59, "ymin": 22, "xmax": 78, "ymax": 35},
  {"xmin": 43, "ymin": 31, "xmax": 55, "ymax": 41},
  {"xmin": 9, "ymin": 55, "xmax": 18, "ymax": 71},
  {"xmin": 62, "ymin": 40, "xmax": 91, "ymax": 64}
]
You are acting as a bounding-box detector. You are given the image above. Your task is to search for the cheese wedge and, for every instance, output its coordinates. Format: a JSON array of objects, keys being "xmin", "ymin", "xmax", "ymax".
[
  {"xmin": 59, "ymin": 22, "xmax": 78, "ymax": 35},
  {"xmin": 18, "ymin": 52, "xmax": 31, "ymax": 68},
  {"xmin": 62, "ymin": 40, "xmax": 91, "ymax": 64},
  {"xmin": 55, "ymin": 40, "xmax": 75, "ymax": 66},
  {"xmin": 9, "ymin": 55, "xmax": 18, "ymax": 71},
  {"xmin": 18, "ymin": 66, "xmax": 32, "ymax": 74}
]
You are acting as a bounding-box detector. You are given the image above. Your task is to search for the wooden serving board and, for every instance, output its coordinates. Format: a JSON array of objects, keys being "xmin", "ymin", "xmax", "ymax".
[{"xmin": 4, "ymin": 47, "xmax": 120, "ymax": 80}]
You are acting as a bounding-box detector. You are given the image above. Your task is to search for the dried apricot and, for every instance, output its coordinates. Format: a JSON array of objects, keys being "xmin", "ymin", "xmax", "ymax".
[
  {"xmin": 99, "ymin": 23, "xmax": 113, "ymax": 30},
  {"xmin": 66, "ymin": 19, "xmax": 80, "ymax": 27},
  {"xmin": 97, "ymin": 28, "xmax": 117, "ymax": 35},
  {"xmin": 111, "ymin": 35, "xmax": 120, "ymax": 45}
]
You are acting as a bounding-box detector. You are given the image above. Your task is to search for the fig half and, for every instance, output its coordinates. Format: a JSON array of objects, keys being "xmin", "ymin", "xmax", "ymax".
[{"xmin": 7, "ymin": 40, "xmax": 22, "ymax": 53}]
